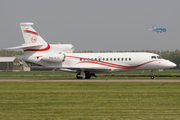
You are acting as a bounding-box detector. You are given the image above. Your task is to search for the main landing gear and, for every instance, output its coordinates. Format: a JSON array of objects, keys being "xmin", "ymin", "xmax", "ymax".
[
  {"xmin": 76, "ymin": 73, "xmax": 83, "ymax": 79},
  {"xmin": 150, "ymin": 70, "xmax": 155, "ymax": 79},
  {"xmin": 76, "ymin": 71, "xmax": 96, "ymax": 79}
]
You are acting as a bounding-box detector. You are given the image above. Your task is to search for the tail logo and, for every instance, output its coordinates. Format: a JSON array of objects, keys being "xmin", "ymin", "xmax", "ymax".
[{"xmin": 31, "ymin": 36, "xmax": 37, "ymax": 43}]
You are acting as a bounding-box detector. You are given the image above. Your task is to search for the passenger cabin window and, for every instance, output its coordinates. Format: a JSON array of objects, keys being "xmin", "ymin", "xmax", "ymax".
[
  {"xmin": 118, "ymin": 58, "xmax": 120, "ymax": 61},
  {"xmin": 110, "ymin": 58, "xmax": 112, "ymax": 61},
  {"xmin": 87, "ymin": 58, "xmax": 89, "ymax": 61},
  {"xmin": 157, "ymin": 56, "xmax": 162, "ymax": 59},
  {"xmin": 129, "ymin": 58, "xmax": 131, "ymax": 61},
  {"xmin": 114, "ymin": 58, "xmax": 116, "ymax": 61},
  {"xmin": 106, "ymin": 58, "xmax": 108, "ymax": 61},
  {"xmin": 84, "ymin": 58, "xmax": 86, "ymax": 61},
  {"xmin": 99, "ymin": 58, "xmax": 101, "ymax": 61},
  {"xmin": 103, "ymin": 58, "xmax": 105, "ymax": 61},
  {"xmin": 125, "ymin": 58, "xmax": 127, "ymax": 61},
  {"xmin": 121, "ymin": 58, "xmax": 123, "ymax": 61},
  {"xmin": 151, "ymin": 56, "xmax": 156, "ymax": 59},
  {"xmin": 80, "ymin": 58, "xmax": 82, "ymax": 61},
  {"xmin": 95, "ymin": 58, "xmax": 97, "ymax": 61},
  {"xmin": 91, "ymin": 58, "xmax": 93, "ymax": 61}
]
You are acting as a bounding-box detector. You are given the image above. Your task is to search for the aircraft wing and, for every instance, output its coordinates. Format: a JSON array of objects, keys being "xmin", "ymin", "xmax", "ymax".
[
  {"xmin": 32, "ymin": 66, "xmax": 115, "ymax": 73},
  {"xmin": 59, "ymin": 66, "xmax": 121, "ymax": 73}
]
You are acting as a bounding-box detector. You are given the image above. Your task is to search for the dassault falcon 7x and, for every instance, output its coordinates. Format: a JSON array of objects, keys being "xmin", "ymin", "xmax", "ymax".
[{"xmin": 6, "ymin": 23, "xmax": 176, "ymax": 79}]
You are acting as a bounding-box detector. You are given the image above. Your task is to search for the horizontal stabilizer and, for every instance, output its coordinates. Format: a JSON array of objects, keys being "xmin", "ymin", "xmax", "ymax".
[
  {"xmin": 147, "ymin": 28, "xmax": 152, "ymax": 30},
  {"xmin": 5, "ymin": 44, "xmax": 42, "ymax": 50}
]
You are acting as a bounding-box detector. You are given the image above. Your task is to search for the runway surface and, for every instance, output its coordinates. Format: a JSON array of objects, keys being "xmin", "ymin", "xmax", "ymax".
[{"xmin": 0, "ymin": 79, "xmax": 180, "ymax": 82}]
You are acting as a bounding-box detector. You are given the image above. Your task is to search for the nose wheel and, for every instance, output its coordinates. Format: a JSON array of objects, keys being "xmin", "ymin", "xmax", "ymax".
[
  {"xmin": 151, "ymin": 76, "xmax": 155, "ymax": 79},
  {"xmin": 150, "ymin": 70, "xmax": 155, "ymax": 79}
]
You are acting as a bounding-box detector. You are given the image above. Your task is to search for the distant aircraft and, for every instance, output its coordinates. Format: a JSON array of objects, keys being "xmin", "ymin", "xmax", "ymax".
[
  {"xmin": 147, "ymin": 25, "xmax": 167, "ymax": 33},
  {"xmin": 5, "ymin": 23, "xmax": 176, "ymax": 79}
]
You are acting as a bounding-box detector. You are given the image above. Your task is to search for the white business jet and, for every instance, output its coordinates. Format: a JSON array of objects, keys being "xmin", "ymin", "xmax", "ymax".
[{"xmin": 6, "ymin": 23, "xmax": 176, "ymax": 79}]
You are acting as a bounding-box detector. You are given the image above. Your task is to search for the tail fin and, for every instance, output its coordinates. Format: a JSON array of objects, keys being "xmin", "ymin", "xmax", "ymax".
[
  {"xmin": 20, "ymin": 23, "xmax": 47, "ymax": 46},
  {"xmin": 152, "ymin": 25, "xmax": 155, "ymax": 29},
  {"xmin": 5, "ymin": 23, "xmax": 47, "ymax": 50}
]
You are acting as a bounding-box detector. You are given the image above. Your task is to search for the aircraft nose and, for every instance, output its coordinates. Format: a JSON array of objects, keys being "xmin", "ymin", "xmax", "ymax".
[{"xmin": 167, "ymin": 61, "xmax": 176, "ymax": 68}]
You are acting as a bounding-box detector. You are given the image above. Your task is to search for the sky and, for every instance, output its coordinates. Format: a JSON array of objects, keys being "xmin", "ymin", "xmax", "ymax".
[{"xmin": 0, "ymin": 0, "xmax": 180, "ymax": 52}]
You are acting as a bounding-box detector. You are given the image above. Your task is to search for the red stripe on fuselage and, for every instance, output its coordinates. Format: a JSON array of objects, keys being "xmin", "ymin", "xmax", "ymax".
[
  {"xmin": 24, "ymin": 30, "xmax": 39, "ymax": 35},
  {"xmin": 24, "ymin": 43, "xmax": 50, "ymax": 52},
  {"xmin": 78, "ymin": 61, "xmax": 122, "ymax": 68},
  {"xmin": 66, "ymin": 55, "xmax": 163, "ymax": 69},
  {"xmin": 66, "ymin": 56, "xmax": 128, "ymax": 68},
  {"xmin": 77, "ymin": 60, "xmax": 162, "ymax": 69},
  {"xmin": 66, "ymin": 56, "xmax": 82, "ymax": 59}
]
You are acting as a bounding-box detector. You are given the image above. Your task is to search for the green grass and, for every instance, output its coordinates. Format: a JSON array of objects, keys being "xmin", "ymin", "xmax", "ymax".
[
  {"xmin": 0, "ymin": 70, "xmax": 179, "ymax": 75},
  {"xmin": 114, "ymin": 69, "xmax": 180, "ymax": 74},
  {"xmin": 0, "ymin": 82, "xmax": 180, "ymax": 119},
  {"xmin": 0, "ymin": 71, "xmax": 75, "ymax": 75},
  {"xmin": 0, "ymin": 70, "xmax": 180, "ymax": 79}
]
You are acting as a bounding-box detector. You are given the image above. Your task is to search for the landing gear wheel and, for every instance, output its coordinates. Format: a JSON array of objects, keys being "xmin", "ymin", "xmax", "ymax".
[
  {"xmin": 151, "ymin": 76, "xmax": 155, "ymax": 79},
  {"xmin": 85, "ymin": 73, "xmax": 91, "ymax": 79},
  {"xmin": 150, "ymin": 70, "xmax": 155, "ymax": 79},
  {"xmin": 76, "ymin": 73, "xmax": 83, "ymax": 79}
]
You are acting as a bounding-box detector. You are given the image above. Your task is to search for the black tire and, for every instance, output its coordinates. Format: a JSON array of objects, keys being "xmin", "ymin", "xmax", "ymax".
[
  {"xmin": 151, "ymin": 76, "xmax": 155, "ymax": 79},
  {"xmin": 85, "ymin": 73, "xmax": 91, "ymax": 79},
  {"xmin": 76, "ymin": 73, "xmax": 83, "ymax": 79}
]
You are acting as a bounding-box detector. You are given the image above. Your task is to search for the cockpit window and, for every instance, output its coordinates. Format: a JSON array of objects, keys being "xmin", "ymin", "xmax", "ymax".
[
  {"xmin": 157, "ymin": 56, "xmax": 163, "ymax": 59},
  {"xmin": 151, "ymin": 56, "xmax": 156, "ymax": 59}
]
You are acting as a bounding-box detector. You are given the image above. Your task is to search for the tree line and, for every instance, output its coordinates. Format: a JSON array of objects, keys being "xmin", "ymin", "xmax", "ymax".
[
  {"xmin": 0, "ymin": 50, "xmax": 24, "ymax": 58},
  {"xmin": 1, "ymin": 49, "xmax": 180, "ymax": 69}
]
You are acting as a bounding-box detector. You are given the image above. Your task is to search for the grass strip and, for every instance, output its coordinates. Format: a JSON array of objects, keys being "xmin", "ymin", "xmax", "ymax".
[
  {"xmin": 0, "ymin": 82, "xmax": 180, "ymax": 119},
  {"xmin": 0, "ymin": 70, "xmax": 180, "ymax": 79},
  {"xmin": 0, "ymin": 74, "xmax": 180, "ymax": 79}
]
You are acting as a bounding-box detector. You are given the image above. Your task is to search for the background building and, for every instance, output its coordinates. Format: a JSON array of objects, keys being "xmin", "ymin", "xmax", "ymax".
[{"xmin": 0, "ymin": 57, "xmax": 30, "ymax": 71}]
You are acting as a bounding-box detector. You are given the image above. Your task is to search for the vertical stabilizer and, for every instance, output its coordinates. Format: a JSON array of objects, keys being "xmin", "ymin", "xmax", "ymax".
[{"xmin": 20, "ymin": 23, "xmax": 47, "ymax": 46}]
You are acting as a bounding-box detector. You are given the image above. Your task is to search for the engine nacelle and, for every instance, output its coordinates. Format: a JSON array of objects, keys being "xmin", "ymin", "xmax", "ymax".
[
  {"xmin": 41, "ymin": 54, "xmax": 66, "ymax": 62},
  {"xmin": 50, "ymin": 44, "xmax": 74, "ymax": 53}
]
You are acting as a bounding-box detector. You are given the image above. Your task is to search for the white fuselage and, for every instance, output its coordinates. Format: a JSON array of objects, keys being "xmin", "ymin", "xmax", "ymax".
[{"xmin": 20, "ymin": 48, "xmax": 176, "ymax": 73}]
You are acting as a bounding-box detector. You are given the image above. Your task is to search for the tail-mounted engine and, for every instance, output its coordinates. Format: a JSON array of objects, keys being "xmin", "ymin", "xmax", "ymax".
[{"xmin": 41, "ymin": 54, "xmax": 66, "ymax": 62}]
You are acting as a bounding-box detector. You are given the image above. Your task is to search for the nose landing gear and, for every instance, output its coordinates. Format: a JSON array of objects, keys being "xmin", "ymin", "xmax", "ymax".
[
  {"xmin": 150, "ymin": 70, "xmax": 155, "ymax": 79},
  {"xmin": 151, "ymin": 76, "xmax": 155, "ymax": 79}
]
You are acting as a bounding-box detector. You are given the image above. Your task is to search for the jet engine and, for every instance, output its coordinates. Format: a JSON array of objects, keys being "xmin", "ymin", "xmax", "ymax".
[{"xmin": 41, "ymin": 54, "xmax": 66, "ymax": 62}]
